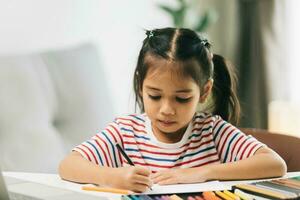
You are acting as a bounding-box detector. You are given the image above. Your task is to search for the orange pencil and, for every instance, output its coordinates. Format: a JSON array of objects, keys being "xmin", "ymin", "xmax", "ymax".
[
  {"xmin": 202, "ymin": 191, "xmax": 221, "ymax": 200},
  {"xmin": 82, "ymin": 185, "xmax": 133, "ymax": 195}
]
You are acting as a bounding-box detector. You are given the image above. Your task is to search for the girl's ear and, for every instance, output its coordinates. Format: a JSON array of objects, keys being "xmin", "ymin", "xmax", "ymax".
[{"xmin": 199, "ymin": 79, "xmax": 213, "ymax": 103}]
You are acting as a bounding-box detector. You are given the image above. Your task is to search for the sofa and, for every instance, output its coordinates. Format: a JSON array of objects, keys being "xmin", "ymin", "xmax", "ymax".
[{"xmin": 0, "ymin": 43, "xmax": 115, "ymax": 173}]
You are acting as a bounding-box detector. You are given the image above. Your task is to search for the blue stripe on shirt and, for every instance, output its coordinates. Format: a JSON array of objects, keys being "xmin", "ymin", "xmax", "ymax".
[
  {"xmin": 130, "ymin": 115, "xmax": 145, "ymax": 122},
  {"xmin": 178, "ymin": 145, "xmax": 215, "ymax": 160},
  {"xmin": 188, "ymin": 126, "xmax": 213, "ymax": 140},
  {"xmin": 86, "ymin": 141, "xmax": 104, "ymax": 165},
  {"xmin": 120, "ymin": 128, "xmax": 150, "ymax": 140},
  {"xmin": 101, "ymin": 131, "xmax": 118, "ymax": 167},
  {"xmin": 213, "ymin": 122, "xmax": 226, "ymax": 141},
  {"xmin": 125, "ymin": 145, "xmax": 215, "ymax": 163},
  {"xmin": 222, "ymin": 132, "xmax": 239, "ymax": 162}
]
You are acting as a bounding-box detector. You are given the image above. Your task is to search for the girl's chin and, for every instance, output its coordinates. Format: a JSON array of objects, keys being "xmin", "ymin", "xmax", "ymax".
[
  {"xmin": 156, "ymin": 124, "xmax": 180, "ymax": 134},
  {"xmin": 155, "ymin": 122, "xmax": 189, "ymax": 135}
]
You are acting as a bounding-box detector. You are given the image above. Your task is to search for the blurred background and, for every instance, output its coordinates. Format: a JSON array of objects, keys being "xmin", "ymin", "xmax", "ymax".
[{"xmin": 0, "ymin": 0, "xmax": 299, "ymax": 173}]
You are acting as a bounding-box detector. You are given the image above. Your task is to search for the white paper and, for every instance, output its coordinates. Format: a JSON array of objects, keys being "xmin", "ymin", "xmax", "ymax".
[{"xmin": 141, "ymin": 181, "xmax": 231, "ymax": 195}]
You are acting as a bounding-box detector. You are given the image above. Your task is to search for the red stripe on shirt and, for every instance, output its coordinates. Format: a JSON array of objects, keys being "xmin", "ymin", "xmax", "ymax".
[
  {"xmin": 94, "ymin": 136, "xmax": 111, "ymax": 167},
  {"xmin": 228, "ymin": 135, "xmax": 244, "ymax": 162},
  {"xmin": 246, "ymin": 143, "xmax": 260, "ymax": 158},
  {"xmin": 212, "ymin": 118, "xmax": 223, "ymax": 130},
  {"xmin": 125, "ymin": 138, "xmax": 213, "ymax": 157},
  {"xmin": 118, "ymin": 122, "xmax": 147, "ymax": 134},
  {"xmin": 107, "ymin": 124, "xmax": 123, "ymax": 165},
  {"xmin": 76, "ymin": 146, "xmax": 91, "ymax": 162},
  {"xmin": 105, "ymin": 127, "xmax": 117, "ymax": 143},
  {"xmin": 109, "ymin": 124, "xmax": 123, "ymax": 144},
  {"xmin": 82, "ymin": 144, "xmax": 98, "ymax": 165},
  {"xmin": 123, "ymin": 140, "xmax": 160, "ymax": 149},
  {"xmin": 174, "ymin": 151, "xmax": 219, "ymax": 167},
  {"xmin": 118, "ymin": 117, "xmax": 145, "ymax": 128},
  {"xmin": 240, "ymin": 141, "xmax": 252, "ymax": 159},
  {"xmin": 219, "ymin": 127, "xmax": 235, "ymax": 158},
  {"xmin": 215, "ymin": 125, "xmax": 231, "ymax": 149},
  {"xmin": 234, "ymin": 137, "xmax": 248, "ymax": 160},
  {"xmin": 193, "ymin": 118, "xmax": 214, "ymax": 125}
]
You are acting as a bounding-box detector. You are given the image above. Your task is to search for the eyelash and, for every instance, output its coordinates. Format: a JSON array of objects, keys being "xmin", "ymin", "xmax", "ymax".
[
  {"xmin": 148, "ymin": 95, "xmax": 191, "ymax": 103},
  {"xmin": 176, "ymin": 97, "xmax": 191, "ymax": 103}
]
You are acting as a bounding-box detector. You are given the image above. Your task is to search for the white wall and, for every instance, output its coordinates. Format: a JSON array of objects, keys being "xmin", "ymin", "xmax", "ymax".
[
  {"xmin": 0, "ymin": 0, "xmax": 174, "ymax": 116},
  {"xmin": 286, "ymin": 0, "xmax": 300, "ymax": 102}
]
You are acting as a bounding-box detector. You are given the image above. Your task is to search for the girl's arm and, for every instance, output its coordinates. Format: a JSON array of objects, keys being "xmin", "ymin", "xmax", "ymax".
[
  {"xmin": 58, "ymin": 151, "xmax": 152, "ymax": 192},
  {"xmin": 151, "ymin": 146, "xmax": 286, "ymax": 185},
  {"xmin": 204, "ymin": 146, "xmax": 287, "ymax": 180}
]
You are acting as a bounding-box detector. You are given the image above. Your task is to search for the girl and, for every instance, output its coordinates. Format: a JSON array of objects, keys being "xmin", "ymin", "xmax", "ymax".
[{"xmin": 59, "ymin": 27, "xmax": 286, "ymax": 193}]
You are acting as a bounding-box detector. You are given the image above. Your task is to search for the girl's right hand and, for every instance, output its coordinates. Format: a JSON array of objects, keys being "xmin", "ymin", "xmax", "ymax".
[{"xmin": 108, "ymin": 166, "xmax": 152, "ymax": 193}]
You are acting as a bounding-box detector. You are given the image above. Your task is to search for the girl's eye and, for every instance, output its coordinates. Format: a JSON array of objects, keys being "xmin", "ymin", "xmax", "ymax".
[
  {"xmin": 148, "ymin": 94, "xmax": 161, "ymax": 100},
  {"xmin": 176, "ymin": 97, "xmax": 191, "ymax": 103}
]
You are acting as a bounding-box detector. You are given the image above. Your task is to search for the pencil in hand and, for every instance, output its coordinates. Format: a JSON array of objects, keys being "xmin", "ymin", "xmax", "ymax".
[
  {"xmin": 116, "ymin": 143, "xmax": 134, "ymax": 165},
  {"xmin": 115, "ymin": 143, "xmax": 153, "ymax": 190}
]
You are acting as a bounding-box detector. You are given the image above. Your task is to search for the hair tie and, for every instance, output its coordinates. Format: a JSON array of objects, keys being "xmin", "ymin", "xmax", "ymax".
[
  {"xmin": 146, "ymin": 30, "xmax": 154, "ymax": 38},
  {"xmin": 201, "ymin": 39, "xmax": 208, "ymax": 46}
]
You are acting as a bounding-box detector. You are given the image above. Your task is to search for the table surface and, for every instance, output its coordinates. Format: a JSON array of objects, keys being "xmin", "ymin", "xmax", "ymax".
[{"xmin": 3, "ymin": 171, "xmax": 300, "ymax": 199}]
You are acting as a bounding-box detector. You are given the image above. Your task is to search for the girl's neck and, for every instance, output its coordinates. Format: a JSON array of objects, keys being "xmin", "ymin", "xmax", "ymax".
[{"xmin": 152, "ymin": 125, "xmax": 188, "ymax": 144}]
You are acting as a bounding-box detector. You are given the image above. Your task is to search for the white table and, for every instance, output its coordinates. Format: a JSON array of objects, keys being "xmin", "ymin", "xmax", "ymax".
[{"xmin": 3, "ymin": 171, "xmax": 300, "ymax": 199}]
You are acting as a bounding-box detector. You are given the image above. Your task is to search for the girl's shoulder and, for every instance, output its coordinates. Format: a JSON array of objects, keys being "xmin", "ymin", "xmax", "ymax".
[
  {"xmin": 193, "ymin": 112, "xmax": 222, "ymax": 124},
  {"xmin": 113, "ymin": 113, "xmax": 147, "ymax": 126}
]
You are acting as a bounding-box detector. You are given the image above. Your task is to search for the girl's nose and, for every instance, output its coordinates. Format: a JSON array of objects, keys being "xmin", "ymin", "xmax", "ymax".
[{"xmin": 160, "ymin": 100, "xmax": 176, "ymax": 115}]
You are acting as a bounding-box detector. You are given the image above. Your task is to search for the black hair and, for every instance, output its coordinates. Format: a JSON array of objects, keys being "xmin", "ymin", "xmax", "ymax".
[{"xmin": 133, "ymin": 27, "xmax": 240, "ymax": 125}]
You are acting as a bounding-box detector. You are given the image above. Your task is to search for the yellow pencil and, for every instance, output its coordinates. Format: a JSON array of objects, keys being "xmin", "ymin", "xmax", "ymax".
[
  {"xmin": 235, "ymin": 184, "xmax": 291, "ymax": 199},
  {"xmin": 223, "ymin": 190, "xmax": 240, "ymax": 200},
  {"xmin": 82, "ymin": 185, "xmax": 133, "ymax": 195},
  {"xmin": 215, "ymin": 191, "xmax": 234, "ymax": 200}
]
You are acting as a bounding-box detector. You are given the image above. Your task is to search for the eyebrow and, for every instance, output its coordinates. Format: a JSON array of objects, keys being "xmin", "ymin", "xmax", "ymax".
[{"xmin": 145, "ymin": 86, "xmax": 193, "ymax": 93}]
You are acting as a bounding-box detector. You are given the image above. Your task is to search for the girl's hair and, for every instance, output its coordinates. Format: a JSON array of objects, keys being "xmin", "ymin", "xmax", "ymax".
[{"xmin": 133, "ymin": 27, "xmax": 240, "ymax": 125}]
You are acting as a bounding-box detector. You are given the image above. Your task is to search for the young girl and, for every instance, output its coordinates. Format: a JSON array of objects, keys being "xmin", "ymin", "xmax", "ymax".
[{"xmin": 59, "ymin": 27, "xmax": 286, "ymax": 193}]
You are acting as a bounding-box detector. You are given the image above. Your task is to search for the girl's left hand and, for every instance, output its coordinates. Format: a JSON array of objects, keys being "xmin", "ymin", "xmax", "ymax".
[{"xmin": 151, "ymin": 167, "xmax": 209, "ymax": 185}]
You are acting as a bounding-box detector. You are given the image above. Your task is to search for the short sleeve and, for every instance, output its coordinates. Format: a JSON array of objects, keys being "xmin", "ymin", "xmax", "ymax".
[
  {"xmin": 212, "ymin": 116, "xmax": 266, "ymax": 163},
  {"xmin": 72, "ymin": 121, "xmax": 123, "ymax": 167}
]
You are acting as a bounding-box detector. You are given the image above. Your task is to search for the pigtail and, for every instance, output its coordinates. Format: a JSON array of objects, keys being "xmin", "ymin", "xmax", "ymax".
[{"xmin": 212, "ymin": 54, "xmax": 240, "ymax": 125}]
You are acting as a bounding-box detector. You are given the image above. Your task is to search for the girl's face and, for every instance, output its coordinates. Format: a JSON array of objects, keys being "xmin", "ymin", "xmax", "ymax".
[{"xmin": 142, "ymin": 60, "xmax": 207, "ymax": 143}]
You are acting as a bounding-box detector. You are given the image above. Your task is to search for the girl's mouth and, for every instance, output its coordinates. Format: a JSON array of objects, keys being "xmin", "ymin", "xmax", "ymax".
[{"xmin": 158, "ymin": 120, "xmax": 176, "ymax": 126}]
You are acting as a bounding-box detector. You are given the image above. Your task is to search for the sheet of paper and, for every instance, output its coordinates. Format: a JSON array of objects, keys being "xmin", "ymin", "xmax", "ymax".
[{"xmin": 142, "ymin": 181, "xmax": 231, "ymax": 195}]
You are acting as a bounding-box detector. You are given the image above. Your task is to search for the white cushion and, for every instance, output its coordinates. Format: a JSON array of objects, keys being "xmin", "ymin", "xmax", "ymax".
[{"xmin": 0, "ymin": 43, "xmax": 114, "ymax": 173}]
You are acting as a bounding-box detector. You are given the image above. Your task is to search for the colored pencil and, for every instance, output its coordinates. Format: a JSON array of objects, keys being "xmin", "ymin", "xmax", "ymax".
[
  {"xmin": 82, "ymin": 185, "xmax": 133, "ymax": 194},
  {"xmin": 223, "ymin": 190, "xmax": 240, "ymax": 200},
  {"xmin": 234, "ymin": 184, "xmax": 294, "ymax": 199},
  {"xmin": 234, "ymin": 188, "xmax": 254, "ymax": 200},
  {"xmin": 215, "ymin": 191, "xmax": 234, "ymax": 200}
]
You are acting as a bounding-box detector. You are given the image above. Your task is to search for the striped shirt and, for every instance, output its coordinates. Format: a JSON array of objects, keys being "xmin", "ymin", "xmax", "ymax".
[{"xmin": 73, "ymin": 112, "xmax": 264, "ymax": 173}]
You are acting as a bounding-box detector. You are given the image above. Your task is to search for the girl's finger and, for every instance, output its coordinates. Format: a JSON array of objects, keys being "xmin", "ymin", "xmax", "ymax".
[
  {"xmin": 133, "ymin": 166, "xmax": 151, "ymax": 176},
  {"xmin": 157, "ymin": 178, "xmax": 176, "ymax": 185},
  {"xmin": 133, "ymin": 174, "xmax": 153, "ymax": 187},
  {"xmin": 132, "ymin": 183, "xmax": 150, "ymax": 193},
  {"xmin": 152, "ymin": 174, "xmax": 171, "ymax": 184}
]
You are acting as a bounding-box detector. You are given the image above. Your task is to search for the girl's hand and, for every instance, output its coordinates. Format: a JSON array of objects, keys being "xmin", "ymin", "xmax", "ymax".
[
  {"xmin": 108, "ymin": 166, "xmax": 152, "ymax": 193},
  {"xmin": 151, "ymin": 167, "xmax": 210, "ymax": 185}
]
